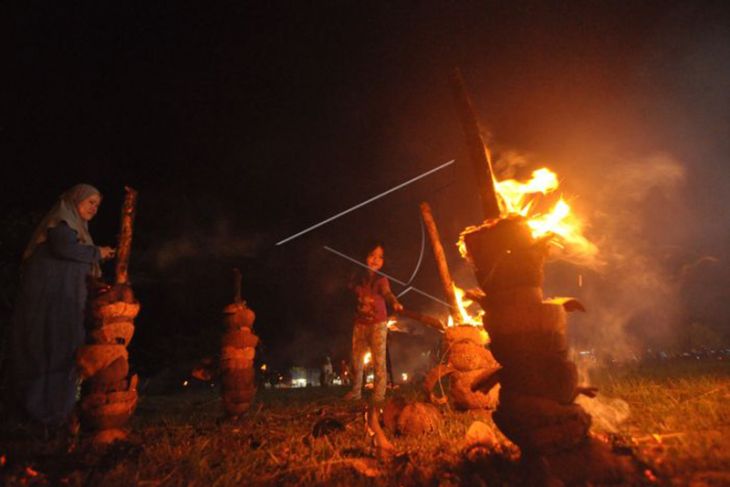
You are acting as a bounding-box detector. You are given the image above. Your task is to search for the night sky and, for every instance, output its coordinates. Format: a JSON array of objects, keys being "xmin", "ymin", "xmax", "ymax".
[{"xmin": 4, "ymin": 1, "xmax": 730, "ymax": 373}]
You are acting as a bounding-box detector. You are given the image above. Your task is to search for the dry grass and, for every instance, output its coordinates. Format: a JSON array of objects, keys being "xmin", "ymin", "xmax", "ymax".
[{"xmin": 1, "ymin": 360, "xmax": 729, "ymax": 486}]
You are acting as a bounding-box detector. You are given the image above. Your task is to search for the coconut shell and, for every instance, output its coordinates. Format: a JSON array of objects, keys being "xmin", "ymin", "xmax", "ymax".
[
  {"xmin": 90, "ymin": 321, "xmax": 135, "ymax": 345},
  {"xmin": 444, "ymin": 325, "xmax": 489, "ymax": 347},
  {"xmin": 82, "ymin": 397, "xmax": 137, "ymax": 430},
  {"xmin": 222, "ymin": 367, "xmax": 255, "ymax": 390},
  {"xmin": 451, "ymin": 369, "xmax": 500, "ymax": 410},
  {"xmin": 495, "ymin": 393, "xmax": 591, "ymax": 431},
  {"xmin": 447, "ymin": 342, "xmax": 497, "ymax": 372},
  {"xmin": 483, "ymin": 286, "xmax": 544, "ymax": 308},
  {"xmin": 498, "ymin": 359, "xmax": 578, "ymax": 404},
  {"xmin": 82, "ymin": 378, "xmax": 128, "ymax": 395},
  {"xmin": 92, "ymin": 301, "xmax": 140, "ymax": 323},
  {"xmin": 481, "ymin": 247, "xmax": 547, "ymax": 293},
  {"xmin": 489, "ymin": 332, "xmax": 569, "ymax": 365},
  {"xmin": 221, "ymin": 329, "xmax": 259, "ymax": 349},
  {"xmin": 81, "ymin": 393, "xmax": 107, "ymax": 411},
  {"xmin": 486, "ymin": 302, "xmax": 566, "ymax": 336},
  {"xmin": 223, "ymin": 387, "xmax": 256, "ymax": 404},
  {"xmin": 222, "ymin": 302, "xmax": 255, "ymax": 329},
  {"xmin": 88, "ymin": 357, "xmax": 129, "ymax": 385},
  {"xmin": 92, "ymin": 428, "xmax": 128, "ymax": 445},
  {"xmin": 77, "ymin": 344, "xmax": 128, "ymax": 380},
  {"xmin": 493, "ymin": 397, "xmax": 591, "ymax": 454},
  {"xmin": 396, "ymin": 402, "xmax": 442, "ymax": 436}
]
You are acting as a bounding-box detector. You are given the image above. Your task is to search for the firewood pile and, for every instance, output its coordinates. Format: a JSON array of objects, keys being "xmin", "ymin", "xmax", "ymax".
[
  {"xmin": 77, "ymin": 187, "xmax": 139, "ymax": 444},
  {"xmin": 220, "ymin": 269, "xmax": 259, "ymax": 417}
]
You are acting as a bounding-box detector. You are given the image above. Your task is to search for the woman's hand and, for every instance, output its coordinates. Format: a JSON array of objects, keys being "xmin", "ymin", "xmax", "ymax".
[{"xmin": 99, "ymin": 246, "xmax": 116, "ymax": 260}]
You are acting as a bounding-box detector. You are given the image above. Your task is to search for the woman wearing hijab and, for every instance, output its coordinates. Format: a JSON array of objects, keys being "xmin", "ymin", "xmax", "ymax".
[{"xmin": 10, "ymin": 184, "xmax": 115, "ymax": 427}]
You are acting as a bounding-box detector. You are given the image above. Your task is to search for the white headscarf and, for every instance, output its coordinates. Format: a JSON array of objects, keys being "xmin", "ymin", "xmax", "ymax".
[{"xmin": 23, "ymin": 184, "xmax": 102, "ymax": 262}]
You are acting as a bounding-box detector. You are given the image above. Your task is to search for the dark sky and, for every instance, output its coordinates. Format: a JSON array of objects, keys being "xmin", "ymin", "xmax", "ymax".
[{"xmin": 3, "ymin": 1, "xmax": 730, "ymax": 370}]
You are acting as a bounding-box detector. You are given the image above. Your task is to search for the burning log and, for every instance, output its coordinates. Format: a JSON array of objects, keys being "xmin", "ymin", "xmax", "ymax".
[
  {"xmin": 77, "ymin": 187, "xmax": 140, "ymax": 444},
  {"xmin": 420, "ymin": 200, "xmax": 499, "ymax": 410},
  {"xmin": 220, "ymin": 268, "xmax": 259, "ymax": 417},
  {"xmin": 451, "ymin": 70, "xmax": 637, "ymax": 483},
  {"xmin": 396, "ymin": 308, "xmax": 445, "ymax": 332},
  {"xmin": 450, "ymin": 67, "xmax": 501, "ymax": 220},
  {"xmin": 420, "ymin": 202, "xmax": 460, "ymax": 317}
]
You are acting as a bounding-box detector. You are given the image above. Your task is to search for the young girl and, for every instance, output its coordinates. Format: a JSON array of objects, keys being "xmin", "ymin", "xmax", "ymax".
[{"xmin": 344, "ymin": 241, "xmax": 402, "ymax": 402}]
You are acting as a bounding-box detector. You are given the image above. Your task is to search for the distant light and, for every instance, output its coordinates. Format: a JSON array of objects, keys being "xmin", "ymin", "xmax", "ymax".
[
  {"xmin": 260, "ymin": 364, "xmax": 268, "ymax": 371},
  {"xmin": 183, "ymin": 380, "xmax": 189, "ymax": 387},
  {"xmin": 401, "ymin": 373, "xmax": 408, "ymax": 382}
]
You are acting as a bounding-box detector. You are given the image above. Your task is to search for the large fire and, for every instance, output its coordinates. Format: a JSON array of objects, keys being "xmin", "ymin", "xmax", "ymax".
[{"xmin": 459, "ymin": 167, "xmax": 598, "ymax": 261}]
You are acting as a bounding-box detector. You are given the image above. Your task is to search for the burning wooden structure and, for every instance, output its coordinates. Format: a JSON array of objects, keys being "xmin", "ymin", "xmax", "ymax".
[
  {"xmin": 77, "ymin": 186, "xmax": 139, "ymax": 444},
  {"xmin": 420, "ymin": 202, "xmax": 499, "ymax": 410},
  {"xmin": 220, "ymin": 268, "xmax": 259, "ymax": 417},
  {"xmin": 451, "ymin": 68, "xmax": 631, "ymax": 483}
]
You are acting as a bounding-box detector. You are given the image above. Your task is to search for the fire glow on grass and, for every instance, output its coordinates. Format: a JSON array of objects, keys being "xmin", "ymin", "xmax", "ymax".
[{"xmin": 459, "ymin": 167, "xmax": 598, "ymax": 261}]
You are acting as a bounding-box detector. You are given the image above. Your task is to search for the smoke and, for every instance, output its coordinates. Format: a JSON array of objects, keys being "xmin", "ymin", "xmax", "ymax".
[
  {"xmin": 571, "ymin": 361, "xmax": 630, "ymax": 432},
  {"xmin": 565, "ymin": 153, "xmax": 689, "ymax": 358},
  {"xmin": 154, "ymin": 219, "xmax": 265, "ymax": 269}
]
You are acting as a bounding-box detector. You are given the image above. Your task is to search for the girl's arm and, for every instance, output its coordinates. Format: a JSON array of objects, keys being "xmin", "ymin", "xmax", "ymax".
[
  {"xmin": 47, "ymin": 222, "xmax": 101, "ymax": 264},
  {"xmin": 380, "ymin": 278, "xmax": 403, "ymax": 312}
]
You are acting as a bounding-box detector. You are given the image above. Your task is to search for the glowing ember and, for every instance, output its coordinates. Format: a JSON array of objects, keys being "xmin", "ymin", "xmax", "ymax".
[
  {"xmin": 363, "ymin": 351, "xmax": 372, "ymax": 365},
  {"xmin": 260, "ymin": 363, "xmax": 267, "ymax": 372}
]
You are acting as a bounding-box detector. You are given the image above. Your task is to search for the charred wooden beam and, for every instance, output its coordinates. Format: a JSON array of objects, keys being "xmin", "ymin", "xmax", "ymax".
[
  {"xmin": 419, "ymin": 202, "xmax": 460, "ymax": 318},
  {"xmin": 450, "ymin": 67, "xmax": 501, "ymax": 220},
  {"xmin": 398, "ymin": 308, "xmax": 446, "ymax": 332},
  {"xmin": 115, "ymin": 186, "xmax": 138, "ymax": 285}
]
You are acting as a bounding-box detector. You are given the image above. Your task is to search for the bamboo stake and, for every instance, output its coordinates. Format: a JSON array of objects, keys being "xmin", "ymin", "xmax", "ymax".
[
  {"xmin": 233, "ymin": 268, "xmax": 242, "ymax": 304},
  {"xmin": 419, "ymin": 202, "xmax": 460, "ymax": 319},
  {"xmin": 115, "ymin": 186, "xmax": 138, "ymax": 285},
  {"xmin": 450, "ymin": 67, "xmax": 502, "ymax": 220}
]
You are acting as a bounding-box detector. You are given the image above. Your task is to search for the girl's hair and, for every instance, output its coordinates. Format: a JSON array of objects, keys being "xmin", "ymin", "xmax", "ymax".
[
  {"xmin": 360, "ymin": 239, "xmax": 385, "ymax": 260},
  {"xmin": 349, "ymin": 239, "xmax": 386, "ymax": 286}
]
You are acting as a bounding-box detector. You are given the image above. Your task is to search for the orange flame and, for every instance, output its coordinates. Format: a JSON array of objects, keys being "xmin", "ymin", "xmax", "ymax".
[
  {"xmin": 446, "ymin": 284, "xmax": 488, "ymax": 344},
  {"xmin": 459, "ymin": 167, "xmax": 598, "ymax": 262}
]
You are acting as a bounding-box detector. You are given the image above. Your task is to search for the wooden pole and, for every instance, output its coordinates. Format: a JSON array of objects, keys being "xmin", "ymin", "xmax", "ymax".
[
  {"xmin": 233, "ymin": 268, "xmax": 242, "ymax": 304},
  {"xmin": 419, "ymin": 202, "xmax": 460, "ymax": 319},
  {"xmin": 450, "ymin": 67, "xmax": 502, "ymax": 220},
  {"xmin": 398, "ymin": 308, "xmax": 446, "ymax": 332},
  {"xmin": 115, "ymin": 186, "xmax": 138, "ymax": 285}
]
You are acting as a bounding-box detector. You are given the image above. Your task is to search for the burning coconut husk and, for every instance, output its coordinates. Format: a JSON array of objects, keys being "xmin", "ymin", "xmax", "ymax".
[
  {"xmin": 78, "ymin": 186, "xmax": 139, "ymax": 445},
  {"xmin": 220, "ymin": 268, "xmax": 259, "ymax": 418},
  {"xmin": 450, "ymin": 68, "xmax": 636, "ymax": 483},
  {"xmin": 420, "ymin": 201, "xmax": 499, "ymax": 411}
]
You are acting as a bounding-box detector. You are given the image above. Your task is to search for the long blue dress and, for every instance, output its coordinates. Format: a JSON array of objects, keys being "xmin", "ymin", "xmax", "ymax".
[{"xmin": 11, "ymin": 222, "xmax": 100, "ymax": 425}]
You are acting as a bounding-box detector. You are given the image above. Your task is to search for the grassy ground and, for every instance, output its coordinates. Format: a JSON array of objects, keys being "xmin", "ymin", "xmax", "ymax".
[{"xmin": 1, "ymin": 360, "xmax": 729, "ymax": 486}]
